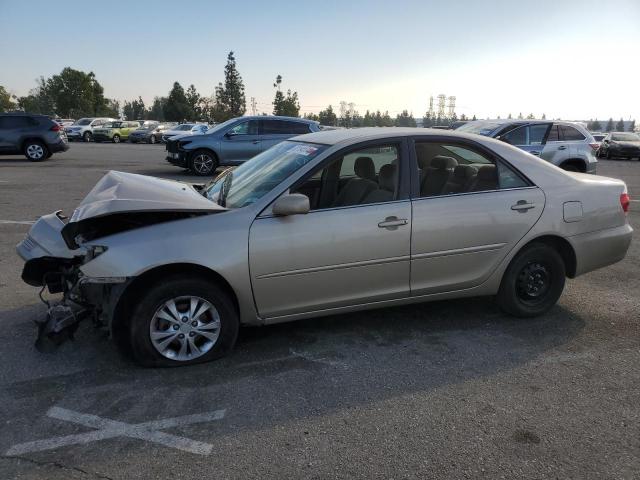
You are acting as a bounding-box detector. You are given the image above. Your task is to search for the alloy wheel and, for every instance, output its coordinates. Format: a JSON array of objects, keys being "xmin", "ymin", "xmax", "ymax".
[
  {"xmin": 149, "ymin": 296, "xmax": 221, "ymax": 361},
  {"xmin": 193, "ymin": 154, "xmax": 214, "ymax": 175},
  {"xmin": 26, "ymin": 144, "xmax": 44, "ymax": 160}
]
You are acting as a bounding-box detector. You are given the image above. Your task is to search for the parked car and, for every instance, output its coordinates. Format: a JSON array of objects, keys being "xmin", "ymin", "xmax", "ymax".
[
  {"xmin": 165, "ymin": 116, "xmax": 321, "ymax": 175},
  {"xmin": 65, "ymin": 117, "xmax": 116, "ymax": 142},
  {"xmin": 0, "ymin": 112, "xmax": 69, "ymax": 161},
  {"xmin": 161, "ymin": 123, "xmax": 208, "ymax": 143},
  {"xmin": 92, "ymin": 121, "xmax": 141, "ymax": 143},
  {"xmin": 54, "ymin": 118, "xmax": 75, "ymax": 127},
  {"xmin": 457, "ymin": 120, "xmax": 598, "ymax": 173},
  {"xmin": 597, "ymin": 132, "xmax": 640, "ymax": 160},
  {"xmin": 17, "ymin": 128, "xmax": 632, "ymax": 365},
  {"xmin": 129, "ymin": 122, "xmax": 175, "ymax": 144}
]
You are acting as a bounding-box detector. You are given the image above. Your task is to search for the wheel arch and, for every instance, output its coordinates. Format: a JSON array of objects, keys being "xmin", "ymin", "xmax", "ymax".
[
  {"xmin": 188, "ymin": 146, "xmax": 219, "ymax": 162},
  {"xmin": 518, "ymin": 234, "xmax": 577, "ymax": 278},
  {"xmin": 111, "ymin": 263, "xmax": 239, "ymax": 345},
  {"xmin": 559, "ymin": 158, "xmax": 587, "ymax": 172},
  {"xmin": 20, "ymin": 136, "xmax": 48, "ymax": 151}
]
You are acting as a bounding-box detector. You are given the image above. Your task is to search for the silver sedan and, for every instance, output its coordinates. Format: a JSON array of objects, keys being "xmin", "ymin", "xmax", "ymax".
[{"xmin": 17, "ymin": 128, "xmax": 633, "ymax": 366}]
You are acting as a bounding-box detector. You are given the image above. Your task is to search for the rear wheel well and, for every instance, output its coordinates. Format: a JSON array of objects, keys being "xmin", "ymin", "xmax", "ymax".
[
  {"xmin": 520, "ymin": 235, "xmax": 577, "ymax": 278},
  {"xmin": 21, "ymin": 137, "xmax": 47, "ymax": 151},
  {"xmin": 559, "ymin": 158, "xmax": 586, "ymax": 172},
  {"xmin": 111, "ymin": 263, "xmax": 239, "ymax": 349}
]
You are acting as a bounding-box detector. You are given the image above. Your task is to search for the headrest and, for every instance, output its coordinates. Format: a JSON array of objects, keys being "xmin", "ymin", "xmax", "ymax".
[
  {"xmin": 430, "ymin": 155, "xmax": 458, "ymax": 170},
  {"xmin": 476, "ymin": 164, "xmax": 497, "ymax": 180},
  {"xmin": 453, "ymin": 165, "xmax": 478, "ymax": 179},
  {"xmin": 378, "ymin": 164, "xmax": 397, "ymax": 192},
  {"xmin": 354, "ymin": 156, "xmax": 375, "ymax": 180}
]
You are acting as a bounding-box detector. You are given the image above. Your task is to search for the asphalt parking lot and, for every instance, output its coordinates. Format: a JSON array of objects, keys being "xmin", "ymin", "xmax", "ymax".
[{"xmin": 0, "ymin": 143, "xmax": 638, "ymax": 479}]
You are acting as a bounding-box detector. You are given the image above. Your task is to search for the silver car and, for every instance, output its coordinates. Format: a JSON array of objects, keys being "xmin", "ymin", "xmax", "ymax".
[
  {"xmin": 17, "ymin": 128, "xmax": 632, "ymax": 366},
  {"xmin": 458, "ymin": 120, "xmax": 599, "ymax": 173}
]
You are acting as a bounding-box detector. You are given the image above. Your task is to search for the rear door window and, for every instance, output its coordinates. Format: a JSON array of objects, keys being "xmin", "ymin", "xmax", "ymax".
[
  {"xmin": 547, "ymin": 125, "xmax": 560, "ymax": 142},
  {"xmin": 262, "ymin": 120, "xmax": 311, "ymax": 135},
  {"xmin": 0, "ymin": 116, "xmax": 35, "ymax": 128},
  {"xmin": 501, "ymin": 124, "xmax": 550, "ymax": 146},
  {"xmin": 559, "ymin": 125, "xmax": 585, "ymax": 141}
]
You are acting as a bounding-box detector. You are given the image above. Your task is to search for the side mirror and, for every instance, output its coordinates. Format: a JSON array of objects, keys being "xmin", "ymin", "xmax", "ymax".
[
  {"xmin": 603, "ymin": 139, "xmax": 610, "ymax": 143},
  {"xmin": 272, "ymin": 193, "xmax": 310, "ymax": 216},
  {"xmin": 225, "ymin": 131, "xmax": 238, "ymax": 138}
]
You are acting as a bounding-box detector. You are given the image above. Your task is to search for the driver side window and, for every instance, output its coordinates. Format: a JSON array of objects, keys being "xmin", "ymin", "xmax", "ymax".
[
  {"xmin": 294, "ymin": 144, "xmax": 399, "ymax": 210},
  {"xmin": 229, "ymin": 121, "xmax": 258, "ymax": 135}
]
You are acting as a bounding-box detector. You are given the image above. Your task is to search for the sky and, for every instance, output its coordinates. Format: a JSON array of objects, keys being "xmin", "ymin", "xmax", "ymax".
[{"xmin": 1, "ymin": 0, "xmax": 639, "ymax": 120}]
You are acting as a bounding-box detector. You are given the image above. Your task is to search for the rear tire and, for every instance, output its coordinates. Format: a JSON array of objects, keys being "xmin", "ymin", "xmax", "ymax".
[
  {"xmin": 112, "ymin": 134, "xmax": 121, "ymax": 144},
  {"xmin": 23, "ymin": 140, "xmax": 48, "ymax": 162},
  {"xmin": 127, "ymin": 276, "xmax": 239, "ymax": 367},
  {"xmin": 497, "ymin": 243, "xmax": 565, "ymax": 318},
  {"xmin": 83, "ymin": 131, "xmax": 92, "ymax": 142},
  {"xmin": 149, "ymin": 135, "xmax": 157, "ymax": 144},
  {"xmin": 561, "ymin": 163, "xmax": 580, "ymax": 172},
  {"xmin": 189, "ymin": 149, "xmax": 218, "ymax": 176}
]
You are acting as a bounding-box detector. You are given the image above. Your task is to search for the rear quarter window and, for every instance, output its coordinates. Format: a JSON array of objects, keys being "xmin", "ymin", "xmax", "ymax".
[{"xmin": 559, "ymin": 125, "xmax": 586, "ymax": 141}]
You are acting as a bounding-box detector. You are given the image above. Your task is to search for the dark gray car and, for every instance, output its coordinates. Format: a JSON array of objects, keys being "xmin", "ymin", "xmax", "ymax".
[
  {"xmin": 457, "ymin": 120, "xmax": 598, "ymax": 173},
  {"xmin": 0, "ymin": 113, "xmax": 69, "ymax": 161},
  {"xmin": 166, "ymin": 116, "xmax": 321, "ymax": 175}
]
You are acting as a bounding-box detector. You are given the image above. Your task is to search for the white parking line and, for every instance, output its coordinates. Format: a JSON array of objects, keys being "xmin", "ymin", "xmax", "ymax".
[
  {"xmin": 5, "ymin": 406, "xmax": 226, "ymax": 456},
  {"xmin": 0, "ymin": 220, "xmax": 35, "ymax": 225}
]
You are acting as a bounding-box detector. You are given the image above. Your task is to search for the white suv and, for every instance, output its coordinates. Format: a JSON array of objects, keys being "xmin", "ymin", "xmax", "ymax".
[{"xmin": 65, "ymin": 117, "xmax": 116, "ymax": 142}]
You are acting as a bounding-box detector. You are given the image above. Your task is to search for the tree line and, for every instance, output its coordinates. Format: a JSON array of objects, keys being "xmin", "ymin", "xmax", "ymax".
[
  {"xmin": 0, "ymin": 53, "xmax": 636, "ymax": 132},
  {"xmin": 586, "ymin": 118, "xmax": 635, "ymax": 132}
]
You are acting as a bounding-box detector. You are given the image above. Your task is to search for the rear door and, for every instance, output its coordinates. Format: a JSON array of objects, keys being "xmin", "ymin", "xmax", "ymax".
[
  {"xmin": 410, "ymin": 138, "xmax": 545, "ymax": 295},
  {"xmin": 558, "ymin": 124, "xmax": 588, "ymax": 160},
  {"xmin": 0, "ymin": 116, "xmax": 36, "ymax": 152},
  {"xmin": 541, "ymin": 123, "xmax": 570, "ymax": 164},
  {"xmin": 220, "ymin": 119, "xmax": 261, "ymax": 162}
]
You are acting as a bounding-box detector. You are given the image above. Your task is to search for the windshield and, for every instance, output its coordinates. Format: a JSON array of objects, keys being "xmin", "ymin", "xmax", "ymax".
[
  {"xmin": 612, "ymin": 133, "xmax": 639, "ymax": 141},
  {"xmin": 457, "ymin": 121, "xmax": 504, "ymax": 136},
  {"xmin": 205, "ymin": 141, "xmax": 327, "ymax": 209},
  {"xmin": 205, "ymin": 118, "xmax": 237, "ymax": 134},
  {"xmin": 75, "ymin": 118, "xmax": 92, "ymax": 126},
  {"xmin": 177, "ymin": 124, "xmax": 194, "ymax": 131}
]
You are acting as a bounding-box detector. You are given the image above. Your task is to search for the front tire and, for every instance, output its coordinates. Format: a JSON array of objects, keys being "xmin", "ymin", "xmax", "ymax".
[
  {"xmin": 128, "ymin": 276, "xmax": 239, "ymax": 367},
  {"xmin": 112, "ymin": 134, "xmax": 121, "ymax": 144},
  {"xmin": 83, "ymin": 131, "xmax": 92, "ymax": 142},
  {"xmin": 149, "ymin": 135, "xmax": 157, "ymax": 144},
  {"xmin": 190, "ymin": 149, "xmax": 218, "ymax": 176},
  {"xmin": 497, "ymin": 243, "xmax": 566, "ymax": 318},
  {"xmin": 24, "ymin": 140, "xmax": 48, "ymax": 162}
]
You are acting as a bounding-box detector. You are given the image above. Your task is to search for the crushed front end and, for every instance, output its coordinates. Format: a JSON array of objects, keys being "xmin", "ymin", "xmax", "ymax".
[{"xmin": 17, "ymin": 211, "xmax": 127, "ymax": 351}]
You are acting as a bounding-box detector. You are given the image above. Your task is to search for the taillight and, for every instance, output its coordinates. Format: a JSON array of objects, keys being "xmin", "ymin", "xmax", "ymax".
[
  {"xmin": 50, "ymin": 124, "xmax": 61, "ymax": 132},
  {"xmin": 620, "ymin": 193, "xmax": 630, "ymax": 213},
  {"xmin": 588, "ymin": 143, "xmax": 599, "ymax": 151}
]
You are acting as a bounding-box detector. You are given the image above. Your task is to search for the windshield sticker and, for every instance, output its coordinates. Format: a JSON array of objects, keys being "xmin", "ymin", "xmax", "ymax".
[{"xmin": 289, "ymin": 145, "xmax": 318, "ymax": 156}]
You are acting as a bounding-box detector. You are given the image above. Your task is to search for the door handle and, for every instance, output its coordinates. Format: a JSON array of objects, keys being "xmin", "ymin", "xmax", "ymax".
[
  {"xmin": 252, "ymin": 140, "xmax": 259, "ymax": 144},
  {"xmin": 378, "ymin": 216, "xmax": 408, "ymax": 229},
  {"xmin": 530, "ymin": 151, "xmax": 541, "ymax": 156},
  {"xmin": 558, "ymin": 145, "xmax": 567, "ymax": 150},
  {"xmin": 511, "ymin": 201, "xmax": 536, "ymax": 212}
]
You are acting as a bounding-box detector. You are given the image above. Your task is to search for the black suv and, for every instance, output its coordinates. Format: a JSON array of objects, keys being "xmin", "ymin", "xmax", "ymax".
[{"xmin": 0, "ymin": 113, "xmax": 69, "ymax": 161}]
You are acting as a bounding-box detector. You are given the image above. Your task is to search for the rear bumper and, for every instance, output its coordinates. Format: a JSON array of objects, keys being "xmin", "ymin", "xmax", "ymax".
[
  {"xmin": 570, "ymin": 223, "xmax": 633, "ymax": 276},
  {"xmin": 50, "ymin": 140, "xmax": 70, "ymax": 153}
]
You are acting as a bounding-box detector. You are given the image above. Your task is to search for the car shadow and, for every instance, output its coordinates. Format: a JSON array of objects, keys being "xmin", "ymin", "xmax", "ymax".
[{"xmin": 1, "ymin": 296, "xmax": 584, "ymax": 446}]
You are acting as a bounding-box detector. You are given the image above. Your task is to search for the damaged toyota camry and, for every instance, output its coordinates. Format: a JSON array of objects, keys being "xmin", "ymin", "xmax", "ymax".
[{"xmin": 17, "ymin": 128, "xmax": 633, "ymax": 366}]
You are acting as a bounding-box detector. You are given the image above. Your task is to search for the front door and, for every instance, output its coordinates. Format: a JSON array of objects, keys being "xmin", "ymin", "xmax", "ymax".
[
  {"xmin": 410, "ymin": 139, "xmax": 545, "ymax": 296},
  {"xmin": 220, "ymin": 120, "xmax": 261, "ymax": 162},
  {"xmin": 498, "ymin": 123, "xmax": 552, "ymax": 158},
  {"xmin": 249, "ymin": 141, "xmax": 411, "ymax": 319}
]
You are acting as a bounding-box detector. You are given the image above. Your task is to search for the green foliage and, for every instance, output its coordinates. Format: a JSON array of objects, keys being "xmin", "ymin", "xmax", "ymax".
[
  {"xmin": 526, "ymin": 113, "xmax": 535, "ymax": 119},
  {"xmin": 304, "ymin": 112, "xmax": 320, "ymax": 122},
  {"xmin": 628, "ymin": 119, "xmax": 636, "ymax": 132},
  {"xmin": 123, "ymin": 96, "xmax": 146, "ymax": 120},
  {"xmin": 163, "ymin": 82, "xmax": 193, "ymax": 121},
  {"xmin": 272, "ymin": 75, "xmax": 300, "ymax": 117},
  {"xmin": 395, "ymin": 110, "xmax": 416, "ymax": 127},
  {"xmin": 0, "ymin": 85, "xmax": 16, "ymax": 112},
  {"xmin": 605, "ymin": 118, "xmax": 614, "ymax": 132},
  {"xmin": 318, "ymin": 105, "xmax": 337, "ymax": 126},
  {"xmin": 472, "ymin": 115, "xmax": 477, "ymax": 121},
  {"xmin": 213, "ymin": 51, "xmax": 246, "ymax": 122},
  {"xmin": 615, "ymin": 118, "xmax": 625, "ymax": 131},
  {"xmin": 148, "ymin": 97, "xmax": 166, "ymax": 121}
]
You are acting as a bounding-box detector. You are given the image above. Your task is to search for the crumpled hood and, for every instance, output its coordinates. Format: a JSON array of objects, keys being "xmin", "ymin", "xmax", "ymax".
[{"xmin": 70, "ymin": 170, "xmax": 225, "ymax": 223}]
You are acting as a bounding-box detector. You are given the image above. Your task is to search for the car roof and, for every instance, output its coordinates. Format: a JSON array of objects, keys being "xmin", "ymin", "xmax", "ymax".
[
  {"xmin": 244, "ymin": 115, "xmax": 318, "ymax": 124},
  {"xmin": 0, "ymin": 112, "xmax": 49, "ymax": 117},
  {"xmin": 293, "ymin": 127, "xmax": 494, "ymax": 146}
]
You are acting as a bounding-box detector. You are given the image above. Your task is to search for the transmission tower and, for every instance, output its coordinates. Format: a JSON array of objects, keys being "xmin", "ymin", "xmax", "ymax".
[
  {"xmin": 437, "ymin": 94, "xmax": 446, "ymax": 118},
  {"xmin": 447, "ymin": 96, "xmax": 456, "ymax": 118},
  {"xmin": 250, "ymin": 97, "xmax": 257, "ymax": 116},
  {"xmin": 428, "ymin": 96, "xmax": 434, "ymax": 116}
]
